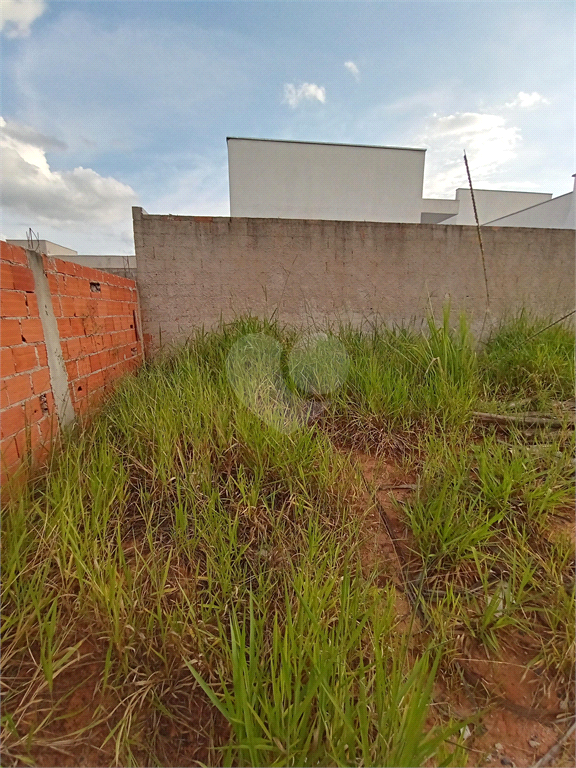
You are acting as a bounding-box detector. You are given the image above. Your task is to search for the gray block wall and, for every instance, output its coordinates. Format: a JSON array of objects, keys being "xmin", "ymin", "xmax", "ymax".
[{"xmin": 133, "ymin": 208, "xmax": 575, "ymax": 349}]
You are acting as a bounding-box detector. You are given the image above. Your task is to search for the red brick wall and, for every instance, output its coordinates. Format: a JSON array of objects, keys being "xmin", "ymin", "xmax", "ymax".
[
  {"xmin": 1, "ymin": 242, "xmax": 143, "ymax": 485},
  {"xmin": 43, "ymin": 254, "xmax": 142, "ymax": 416},
  {"xmin": 1, "ymin": 243, "xmax": 56, "ymax": 479}
]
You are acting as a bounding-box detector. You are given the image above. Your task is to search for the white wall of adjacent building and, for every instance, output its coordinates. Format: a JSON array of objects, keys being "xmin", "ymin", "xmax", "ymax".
[
  {"xmin": 228, "ymin": 137, "xmax": 426, "ymax": 223},
  {"xmin": 442, "ymin": 189, "xmax": 553, "ymax": 225},
  {"xmin": 228, "ymin": 137, "xmax": 573, "ymax": 230},
  {"xmin": 484, "ymin": 180, "xmax": 575, "ymax": 229}
]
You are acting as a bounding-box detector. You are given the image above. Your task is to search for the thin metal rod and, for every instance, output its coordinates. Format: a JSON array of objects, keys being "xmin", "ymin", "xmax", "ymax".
[{"xmin": 463, "ymin": 151, "xmax": 490, "ymax": 338}]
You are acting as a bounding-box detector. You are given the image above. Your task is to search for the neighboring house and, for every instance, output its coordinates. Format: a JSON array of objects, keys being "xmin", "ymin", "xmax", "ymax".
[
  {"xmin": 440, "ymin": 188, "xmax": 553, "ymax": 226},
  {"xmin": 227, "ymin": 137, "xmax": 573, "ymax": 229},
  {"xmin": 483, "ymin": 176, "xmax": 575, "ymax": 229},
  {"xmin": 6, "ymin": 240, "xmax": 136, "ymax": 279}
]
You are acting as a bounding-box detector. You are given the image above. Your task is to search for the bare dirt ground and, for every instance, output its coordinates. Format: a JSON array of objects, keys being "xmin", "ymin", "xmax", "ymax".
[{"xmin": 353, "ymin": 449, "xmax": 575, "ymax": 768}]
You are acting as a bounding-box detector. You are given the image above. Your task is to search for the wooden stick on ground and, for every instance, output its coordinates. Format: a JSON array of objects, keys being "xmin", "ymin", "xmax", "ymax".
[
  {"xmin": 473, "ymin": 412, "xmax": 572, "ymax": 429},
  {"xmin": 533, "ymin": 720, "xmax": 575, "ymax": 768}
]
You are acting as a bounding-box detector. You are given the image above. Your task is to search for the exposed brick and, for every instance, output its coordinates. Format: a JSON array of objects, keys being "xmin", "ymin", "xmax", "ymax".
[
  {"xmin": 73, "ymin": 298, "xmax": 88, "ymax": 317},
  {"xmin": 1, "ymin": 373, "xmax": 32, "ymax": 407},
  {"xmin": 69, "ymin": 317, "xmax": 85, "ymax": 335},
  {"xmin": 86, "ymin": 370, "xmax": 104, "ymax": 391},
  {"xmin": 1, "ymin": 262, "xmax": 14, "ymax": 290},
  {"xmin": 36, "ymin": 344, "xmax": 48, "ymax": 367},
  {"xmin": 1, "ymin": 291, "xmax": 28, "ymax": 318},
  {"xmin": 12, "ymin": 428, "xmax": 28, "ymax": 459},
  {"xmin": 20, "ymin": 318, "xmax": 44, "ymax": 343},
  {"xmin": 89, "ymin": 352, "xmax": 103, "ymax": 373},
  {"xmin": 47, "ymin": 273, "xmax": 59, "ymax": 294},
  {"xmin": 54, "ymin": 258, "xmax": 77, "ymax": 277},
  {"xmin": 65, "ymin": 337, "xmax": 82, "ymax": 359},
  {"xmin": 31, "ymin": 368, "xmax": 51, "ymax": 395},
  {"xmin": 57, "ymin": 317, "xmax": 72, "ymax": 338},
  {"xmin": 24, "ymin": 397, "xmax": 44, "ymax": 424},
  {"xmin": 74, "ymin": 396, "xmax": 89, "ymax": 415},
  {"xmin": 76, "ymin": 356, "xmax": 91, "ymax": 377},
  {"xmin": 32, "ymin": 424, "xmax": 50, "ymax": 462},
  {"xmin": 26, "ymin": 294, "xmax": 39, "ymax": 317},
  {"xmin": 0, "ymin": 242, "xmax": 28, "ymax": 265},
  {"xmin": 71, "ymin": 276, "xmax": 91, "ymax": 298},
  {"xmin": 37, "ymin": 413, "xmax": 57, "ymax": 441},
  {"xmin": 66, "ymin": 359, "xmax": 78, "ymax": 380},
  {"xmin": 56, "ymin": 274, "xmax": 67, "ymax": 293},
  {"xmin": 1, "ymin": 435, "xmax": 20, "ymax": 468},
  {"xmin": 11, "ymin": 265, "xmax": 35, "ymax": 292},
  {"xmin": 60, "ymin": 296, "xmax": 76, "ymax": 316},
  {"xmin": 80, "ymin": 336, "xmax": 96, "ymax": 355},
  {"xmin": 1, "ymin": 319, "xmax": 22, "ymax": 346},
  {"xmin": 1, "ymin": 348, "xmax": 15, "ymax": 377},
  {"xmin": 1, "ymin": 403, "xmax": 26, "ymax": 439},
  {"xmin": 13, "ymin": 345, "xmax": 38, "ymax": 373}
]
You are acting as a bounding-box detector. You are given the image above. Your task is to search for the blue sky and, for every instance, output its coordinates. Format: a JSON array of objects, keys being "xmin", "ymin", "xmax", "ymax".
[{"xmin": 1, "ymin": 0, "xmax": 573, "ymax": 253}]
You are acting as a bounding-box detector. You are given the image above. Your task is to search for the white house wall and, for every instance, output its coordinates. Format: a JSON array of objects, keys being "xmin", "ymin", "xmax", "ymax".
[
  {"xmin": 228, "ymin": 138, "xmax": 426, "ymax": 223},
  {"xmin": 444, "ymin": 189, "xmax": 553, "ymax": 226},
  {"xmin": 485, "ymin": 191, "xmax": 574, "ymax": 229}
]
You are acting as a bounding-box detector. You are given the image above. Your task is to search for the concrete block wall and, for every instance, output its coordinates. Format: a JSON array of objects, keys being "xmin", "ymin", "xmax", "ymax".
[
  {"xmin": 133, "ymin": 209, "xmax": 575, "ymax": 350},
  {"xmin": 1, "ymin": 241, "xmax": 143, "ymax": 485}
]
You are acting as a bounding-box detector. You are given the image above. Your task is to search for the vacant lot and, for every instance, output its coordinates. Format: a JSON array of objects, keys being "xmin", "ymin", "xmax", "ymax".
[{"xmin": 2, "ymin": 309, "xmax": 574, "ymax": 767}]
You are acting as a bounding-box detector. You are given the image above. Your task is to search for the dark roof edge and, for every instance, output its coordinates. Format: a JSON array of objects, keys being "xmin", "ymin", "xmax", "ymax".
[{"xmin": 226, "ymin": 136, "xmax": 426, "ymax": 152}]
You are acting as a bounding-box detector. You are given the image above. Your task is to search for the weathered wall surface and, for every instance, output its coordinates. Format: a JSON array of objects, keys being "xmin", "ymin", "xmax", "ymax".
[
  {"xmin": 133, "ymin": 209, "xmax": 575, "ymax": 350},
  {"xmin": 1, "ymin": 241, "xmax": 143, "ymax": 485}
]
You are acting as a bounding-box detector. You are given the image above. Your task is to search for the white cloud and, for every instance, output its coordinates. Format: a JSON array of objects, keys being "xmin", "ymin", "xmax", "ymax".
[
  {"xmin": 2, "ymin": 118, "xmax": 67, "ymax": 151},
  {"xmin": 419, "ymin": 111, "xmax": 521, "ymax": 197},
  {"xmin": 283, "ymin": 82, "xmax": 326, "ymax": 108},
  {"xmin": 344, "ymin": 61, "xmax": 359, "ymax": 80},
  {"xmin": 2, "ymin": 0, "xmax": 47, "ymax": 38},
  {"xmin": 505, "ymin": 91, "xmax": 549, "ymax": 108},
  {"xmin": 0, "ymin": 116, "xmax": 138, "ymax": 228}
]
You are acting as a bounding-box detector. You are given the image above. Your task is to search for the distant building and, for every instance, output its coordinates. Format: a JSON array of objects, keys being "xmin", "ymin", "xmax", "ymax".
[
  {"xmin": 441, "ymin": 189, "xmax": 553, "ymax": 226},
  {"xmin": 483, "ymin": 176, "xmax": 575, "ymax": 229},
  {"xmin": 227, "ymin": 137, "xmax": 573, "ymax": 229}
]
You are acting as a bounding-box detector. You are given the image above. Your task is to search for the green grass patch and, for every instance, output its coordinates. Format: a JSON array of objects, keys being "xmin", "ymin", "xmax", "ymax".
[{"xmin": 2, "ymin": 308, "xmax": 574, "ymax": 766}]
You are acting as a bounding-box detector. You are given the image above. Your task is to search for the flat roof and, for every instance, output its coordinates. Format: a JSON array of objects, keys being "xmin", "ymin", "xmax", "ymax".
[
  {"xmin": 227, "ymin": 136, "xmax": 426, "ymax": 152},
  {"xmin": 455, "ymin": 187, "xmax": 552, "ymax": 196}
]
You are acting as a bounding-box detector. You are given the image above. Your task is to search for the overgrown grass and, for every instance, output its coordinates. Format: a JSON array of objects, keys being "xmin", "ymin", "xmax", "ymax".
[{"xmin": 1, "ymin": 309, "xmax": 574, "ymax": 767}]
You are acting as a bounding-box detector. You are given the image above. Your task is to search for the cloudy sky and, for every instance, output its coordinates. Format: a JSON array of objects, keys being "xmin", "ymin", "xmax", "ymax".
[{"xmin": 1, "ymin": 0, "xmax": 573, "ymax": 253}]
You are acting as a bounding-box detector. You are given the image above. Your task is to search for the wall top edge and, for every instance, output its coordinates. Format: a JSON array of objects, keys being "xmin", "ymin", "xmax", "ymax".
[
  {"xmin": 226, "ymin": 136, "xmax": 427, "ymax": 153},
  {"xmin": 130, "ymin": 213, "xmax": 574, "ymax": 232}
]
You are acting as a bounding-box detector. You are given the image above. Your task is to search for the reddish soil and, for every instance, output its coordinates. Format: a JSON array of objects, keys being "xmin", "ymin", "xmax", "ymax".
[{"xmin": 351, "ymin": 449, "xmax": 576, "ymax": 768}]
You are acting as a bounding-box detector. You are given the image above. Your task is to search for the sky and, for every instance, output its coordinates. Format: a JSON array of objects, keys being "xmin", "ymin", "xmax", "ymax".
[{"xmin": 1, "ymin": 0, "xmax": 573, "ymax": 254}]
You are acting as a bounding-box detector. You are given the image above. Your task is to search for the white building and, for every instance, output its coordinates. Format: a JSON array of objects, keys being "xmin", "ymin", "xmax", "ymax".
[
  {"xmin": 483, "ymin": 176, "xmax": 575, "ymax": 229},
  {"xmin": 441, "ymin": 188, "xmax": 552, "ymax": 226},
  {"xmin": 227, "ymin": 137, "xmax": 573, "ymax": 229},
  {"xmin": 228, "ymin": 137, "xmax": 428, "ymax": 223}
]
